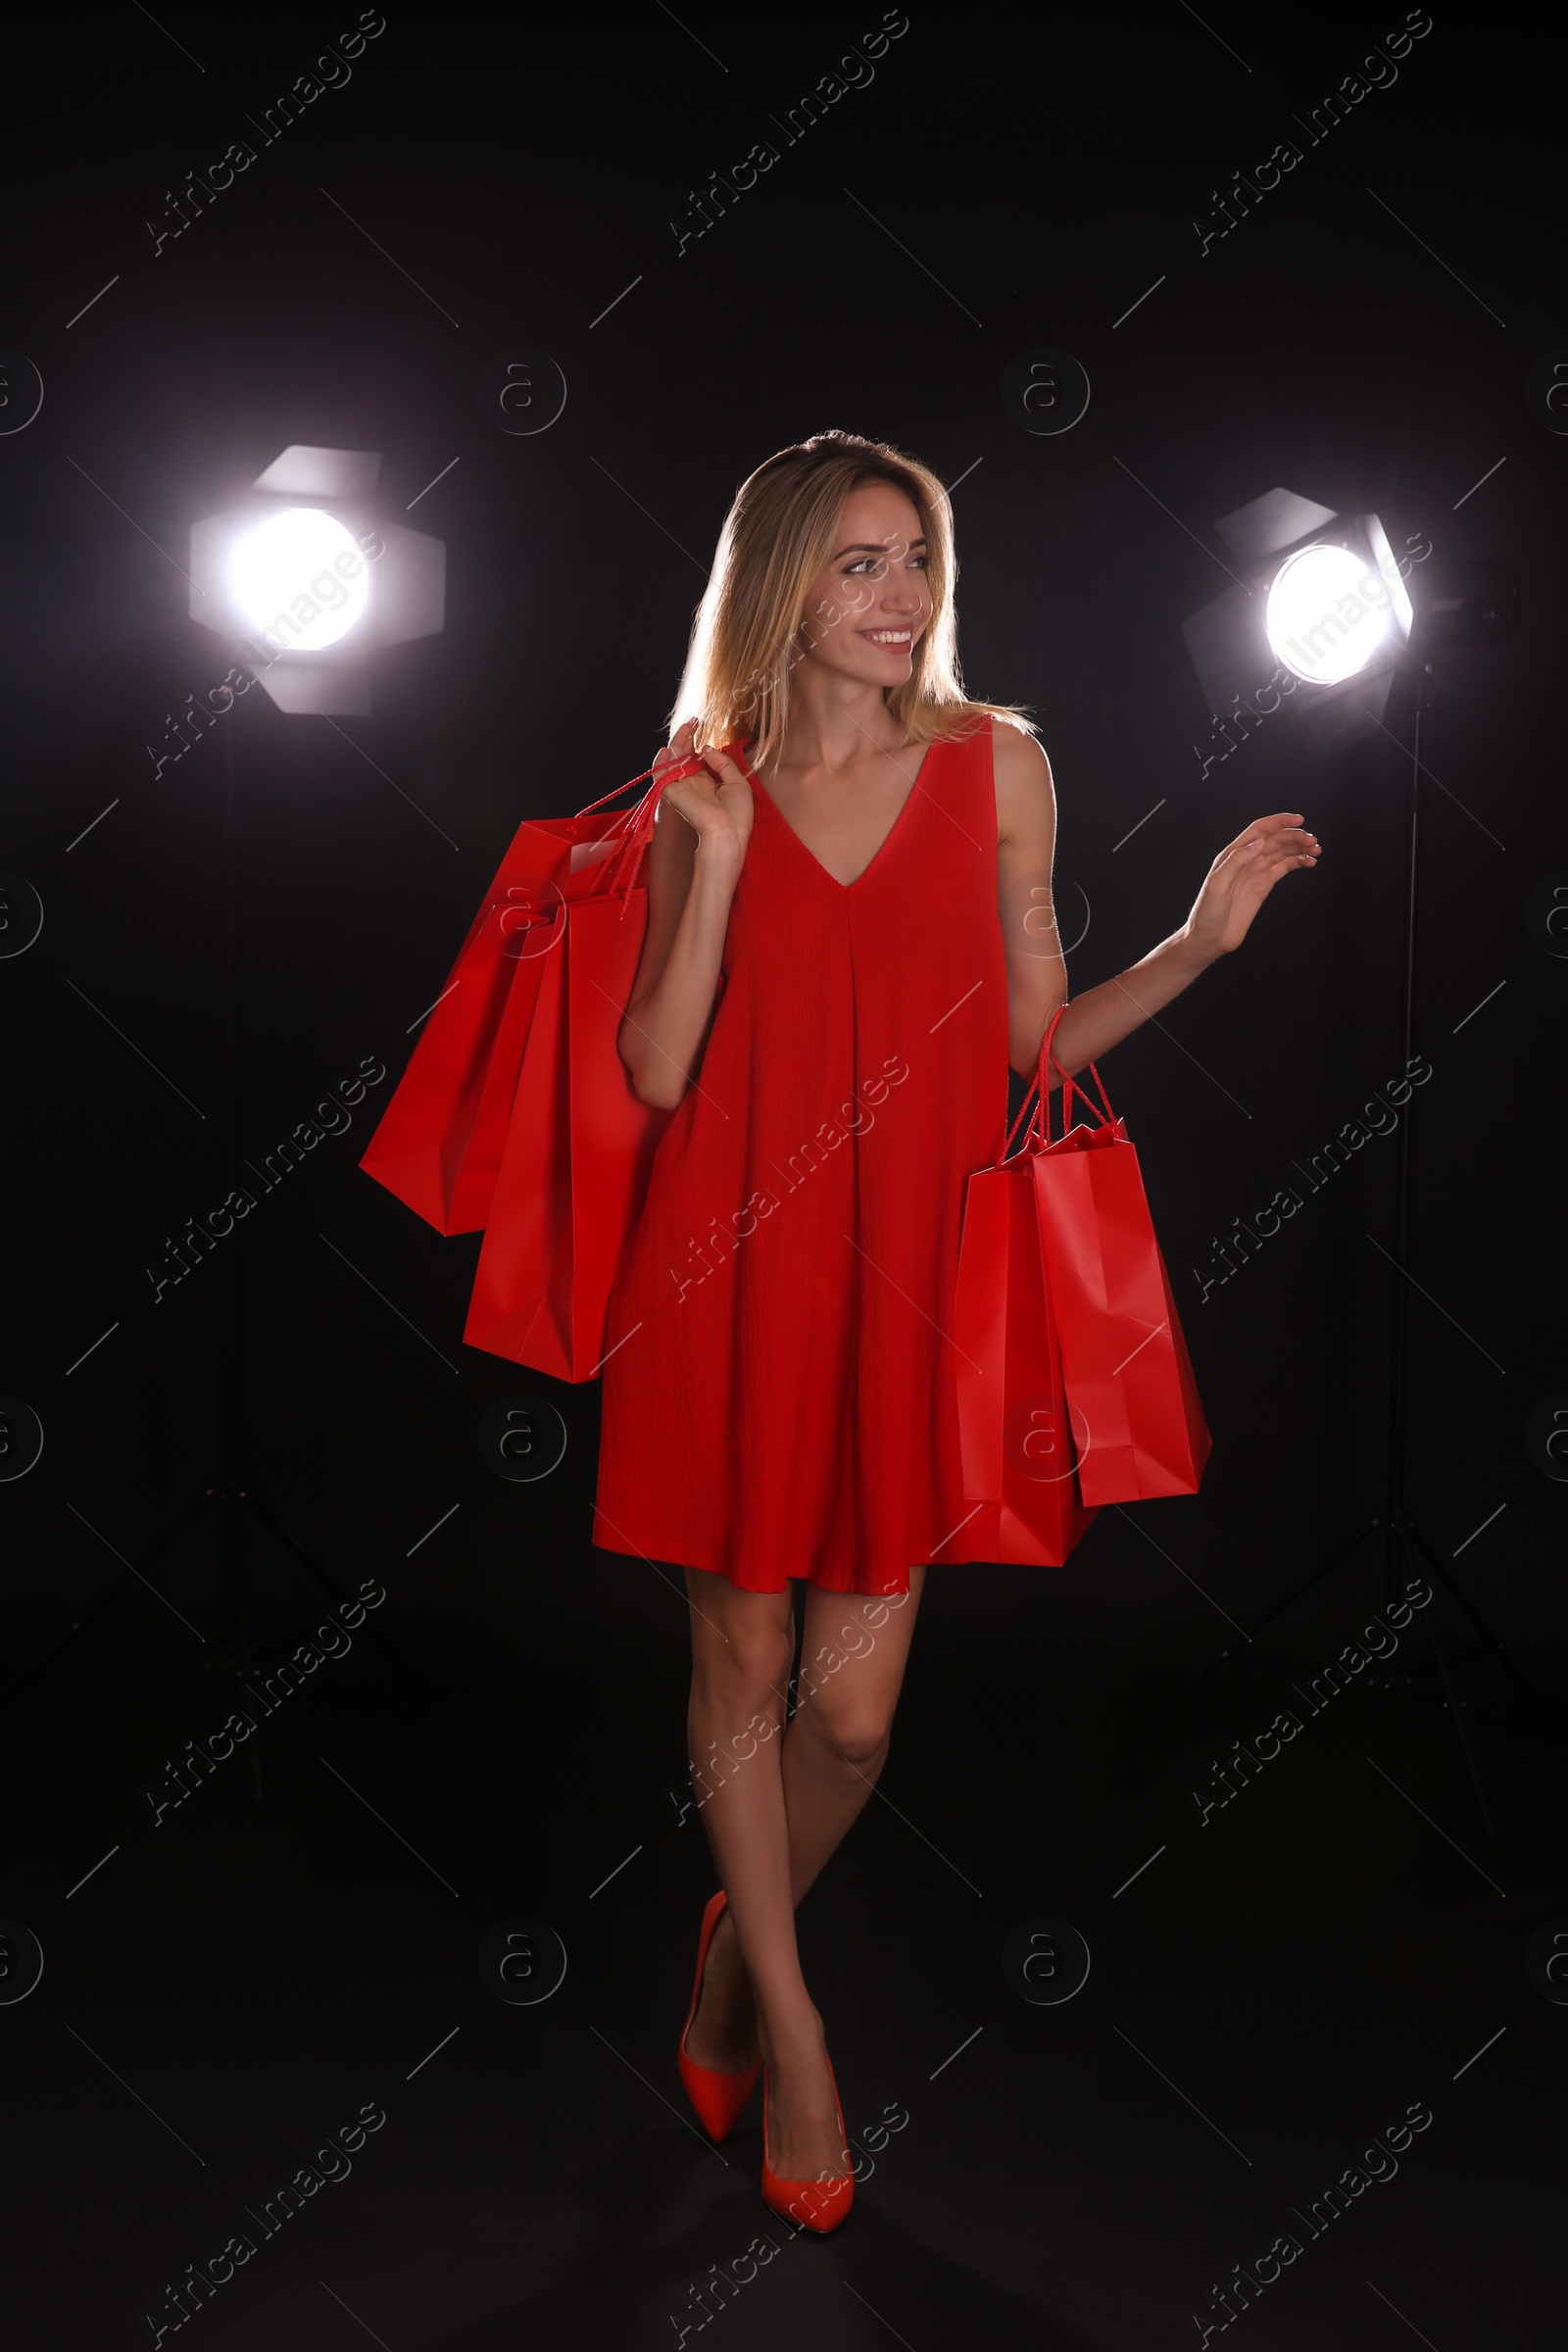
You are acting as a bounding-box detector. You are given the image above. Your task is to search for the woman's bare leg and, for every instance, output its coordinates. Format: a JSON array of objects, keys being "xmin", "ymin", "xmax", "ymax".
[
  {"xmin": 679, "ymin": 1570, "xmax": 784, "ymax": 2079},
  {"xmin": 682, "ymin": 1566, "xmax": 925, "ymax": 2181},
  {"xmin": 780, "ymin": 1567, "xmax": 925, "ymax": 1902},
  {"xmin": 680, "ymin": 1567, "xmax": 843, "ymax": 2182}
]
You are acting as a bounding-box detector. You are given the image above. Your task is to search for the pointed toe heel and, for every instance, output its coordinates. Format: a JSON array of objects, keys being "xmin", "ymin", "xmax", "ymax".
[
  {"xmin": 760, "ymin": 2056, "xmax": 855, "ymax": 2234},
  {"xmin": 677, "ymin": 1890, "xmax": 760, "ymax": 2141}
]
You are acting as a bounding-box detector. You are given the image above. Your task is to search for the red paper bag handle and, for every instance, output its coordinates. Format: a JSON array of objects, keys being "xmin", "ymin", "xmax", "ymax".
[
  {"xmin": 997, "ymin": 1002, "xmax": 1116, "ymax": 1162},
  {"xmin": 566, "ymin": 753, "xmax": 709, "ymax": 910},
  {"xmin": 591, "ymin": 741, "xmax": 755, "ymax": 908},
  {"xmin": 999, "ymin": 1000, "xmax": 1072, "ymax": 1162},
  {"xmin": 572, "ymin": 766, "xmax": 661, "ymax": 820},
  {"xmin": 1042, "ymin": 1008, "xmax": 1113, "ymax": 1143}
]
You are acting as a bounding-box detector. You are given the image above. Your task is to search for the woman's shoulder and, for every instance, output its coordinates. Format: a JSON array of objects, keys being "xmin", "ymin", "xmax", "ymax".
[
  {"xmin": 983, "ymin": 713, "xmax": 1054, "ymax": 856},
  {"xmin": 927, "ymin": 700, "xmax": 1041, "ymax": 750},
  {"xmin": 985, "ymin": 710, "xmax": 1053, "ymax": 792}
]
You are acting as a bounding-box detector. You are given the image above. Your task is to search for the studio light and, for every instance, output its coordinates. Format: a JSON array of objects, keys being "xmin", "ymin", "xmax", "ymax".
[
  {"xmin": 189, "ymin": 445, "xmax": 445, "ymax": 713},
  {"xmin": 48, "ymin": 436, "xmax": 456, "ymax": 1787},
  {"xmin": 1158, "ymin": 479, "xmax": 1537, "ymax": 1821},
  {"xmin": 32, "ymin": 452, "xmax": 447, "ymax": 1773},
  {"xmin": 1182, "ymin": 486, "xmax": 1414, "ymax": 757}
]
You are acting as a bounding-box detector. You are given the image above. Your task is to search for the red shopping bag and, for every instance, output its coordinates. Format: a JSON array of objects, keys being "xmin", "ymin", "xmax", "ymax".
[
  {"xmin": 462, "ymin": 872, "xmax": 672, "ymax": 1379},
  {"xmin": 359, "ymin": 778, "xmax": 657, "ymax": 1234},
  {"xmin": 953, "ymin": 1078, "xmax": 1100, "ymax": 1567},
  {"xmin": 1032, "ymin": 1012, "xmax": 1211, "ymax": 1504},
  {"xmin": 459, "ymin": 749, "xmax": 724, "ymax": 1380}
]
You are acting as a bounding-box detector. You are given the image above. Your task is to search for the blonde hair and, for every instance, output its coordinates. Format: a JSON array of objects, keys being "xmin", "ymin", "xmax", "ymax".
[{"xmin": 671, "ymin": 429, "xmax": 1031, "ymax": 773}]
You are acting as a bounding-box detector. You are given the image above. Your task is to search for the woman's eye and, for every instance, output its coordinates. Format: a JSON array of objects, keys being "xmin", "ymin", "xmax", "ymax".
[{"xmin": 842, "ymin": 552, "xmax": 926, "ymax": 576}]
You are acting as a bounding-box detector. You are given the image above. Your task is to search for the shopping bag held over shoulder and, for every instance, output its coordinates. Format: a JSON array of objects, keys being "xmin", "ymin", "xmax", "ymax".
[
  {"xmin": 359, "ymin": 757, "xmax": 696, "ymax": 1235},
  {"xmin": 460, "ymin": 750, "xmax": 730, "ymax": 1379}
]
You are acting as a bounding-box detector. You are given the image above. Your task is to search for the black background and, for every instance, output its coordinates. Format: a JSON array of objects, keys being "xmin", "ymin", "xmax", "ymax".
[{"xmin": 2, "ymin": 4, "xmax": 1563, "ymax": 2347}]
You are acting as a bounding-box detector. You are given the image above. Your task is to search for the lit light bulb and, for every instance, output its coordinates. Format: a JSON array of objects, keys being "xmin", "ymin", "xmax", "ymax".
[
  {"xmin": 1265, "ymin": 543, "xmax": 1396, "ymax": 686},
  {"xmin": 230, "ymin": 507, "xmax": 369, "ymax": 651}
]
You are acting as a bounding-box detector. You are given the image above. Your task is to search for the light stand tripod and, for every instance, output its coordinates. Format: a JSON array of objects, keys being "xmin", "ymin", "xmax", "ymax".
[
  {"xmin": 1133, "ymin": 656, "xmax": 1550, "ymax": 1829},
  {"xmin": 7, "ymin": 707, "xmax": 427, "ymax": 1775}
]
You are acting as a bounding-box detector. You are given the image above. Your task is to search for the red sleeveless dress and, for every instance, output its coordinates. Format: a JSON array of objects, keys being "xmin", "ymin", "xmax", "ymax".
[{"xmin": 592, "ymin": 716, "xmax": 1009, "ymax": 1594}]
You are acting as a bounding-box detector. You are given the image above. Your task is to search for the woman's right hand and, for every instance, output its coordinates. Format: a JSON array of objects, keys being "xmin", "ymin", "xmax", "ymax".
[{"xmin": 656, "ymin": 719, "xmax": 754, "ymax": 862}]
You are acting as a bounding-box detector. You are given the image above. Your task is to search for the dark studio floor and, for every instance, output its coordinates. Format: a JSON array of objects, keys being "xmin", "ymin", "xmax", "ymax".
[{"xmin": 4, "ymin": 1494, "xmax": 1561, "ymax": 2352}]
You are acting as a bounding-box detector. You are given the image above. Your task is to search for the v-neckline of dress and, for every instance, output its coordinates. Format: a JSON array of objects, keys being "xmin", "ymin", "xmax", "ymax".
[{"xmin": 746, "ymin": 738, "xmax": 938, "ymax": 892}]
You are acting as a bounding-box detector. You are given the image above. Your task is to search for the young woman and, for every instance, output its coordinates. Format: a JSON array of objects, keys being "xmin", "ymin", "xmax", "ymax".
[{"xmin": 592, "ymin": 430, "xmax": 1318, "ymax": 2230}]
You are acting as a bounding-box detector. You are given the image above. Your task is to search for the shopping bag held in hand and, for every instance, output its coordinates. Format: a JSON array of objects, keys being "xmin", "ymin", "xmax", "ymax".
[
  {"xmin": 359, "ymin": 766, "xmax": 675, "ymax": 1235},
  {"xmin": 364, "ymin": 748, "xmax": 717, "ymax": 1382},
  {"xmin": 1030, "ymin": 1006, "xmax": 1212, "ymax": 1505},
  {"xmin": 952, "ymin": 1014, "xmax": 1100, "ymax": 1567},
  {"xmin": 463, "ymin": 753, "xmax": 730, "ymax": 1379}
]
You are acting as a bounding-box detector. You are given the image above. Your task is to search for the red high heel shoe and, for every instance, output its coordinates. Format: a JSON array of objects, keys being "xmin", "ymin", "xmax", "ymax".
[
  {"xmin": 677, "ymin": 1890, "xmax": 760, "ymax": 2140},
  {"xmin": 760, "ymin": 2053, "xmax": 855, "ymax": 2234}
]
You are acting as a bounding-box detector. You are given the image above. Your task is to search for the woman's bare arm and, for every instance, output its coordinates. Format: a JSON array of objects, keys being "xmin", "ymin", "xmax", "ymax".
[
  {"xmin": 618, "ymin": 724, "xmax": 755, "ymax": 1109},
  {"xmin": 994, "ymin": 720, "xmax": 1320, "ymax": 1084}
]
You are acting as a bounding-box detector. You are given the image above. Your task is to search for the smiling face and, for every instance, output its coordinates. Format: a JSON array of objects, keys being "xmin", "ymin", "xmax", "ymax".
[{"xmin": 795, "ymin": 479, "xmax": 933, "ymax": 691}]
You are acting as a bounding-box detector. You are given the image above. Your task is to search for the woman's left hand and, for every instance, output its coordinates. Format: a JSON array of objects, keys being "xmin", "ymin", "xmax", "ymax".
[{"xmin": 1183, "ymin": 812, "xmax": 1321, "ymax": 960}]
